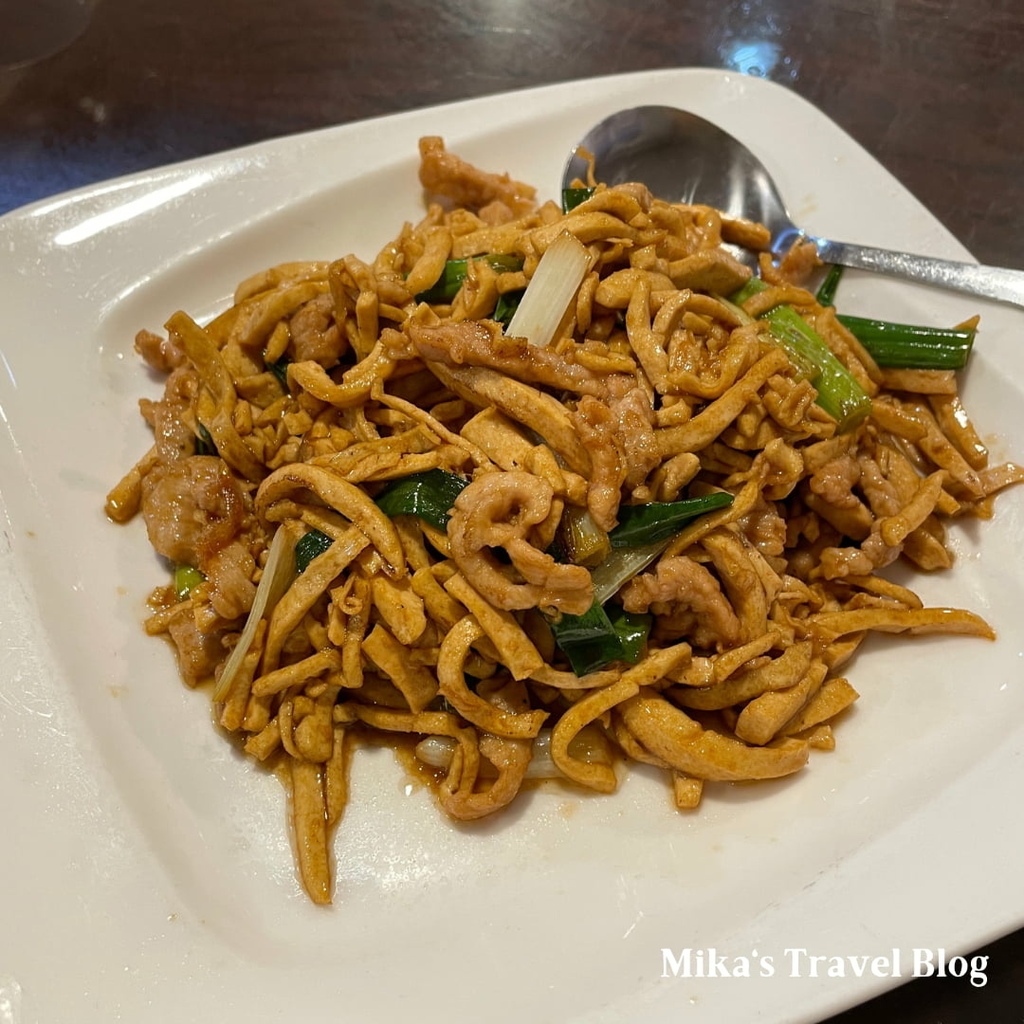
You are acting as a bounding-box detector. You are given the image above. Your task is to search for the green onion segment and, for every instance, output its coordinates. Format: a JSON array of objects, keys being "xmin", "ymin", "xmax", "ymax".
[
  {"xmin": 373, "ymin": 469, "xmax": 469, "ymax": 531},
  {"xmin": 556, "ymin": 505, "xmax": 611, "ymax": 566},
  {"xmin": 562, "ymin": 187, "xmax": 595, "ymax": 213},
  {"xmin": 730, "ymin": 278, "xmax": 871, "ymax": 431},
  {"xmin": 546, "ymin": 601, "xmax": 652, "ymax": 676},
  {"xmin": 608, "ymin": 493, "xmax": 734, "ymax": 549},
  {"xmin": 606, "ymin": 604, "xmax": 651, "ymax": 664},
  {"xmin": 173, "ymin": 563, "xmax": 205, "ymax": 600},
  {"xmin": 493, "ymin": 289, "xmax": 525, "ymax": 327},
  {"xmin": 815, "ymin": 263, "xmax": 844, "ymax": 307},
  {"xmin": 195, "ymin": 421, "xmax": 217, "ymax": 456},
  {"xmin": 266, "ymin": 356, "xmax": 291, "ymax": 390},
  {"xmin": 838, "ymin": 315, "xmax": 975, "ymax": 370},
  {"xmin": 415, "ymin": 254, "xmax": 523, "ymax": 304},
  {"xmin": 294, "ymin": 529, "xmax": 333, "ymax": 574}
]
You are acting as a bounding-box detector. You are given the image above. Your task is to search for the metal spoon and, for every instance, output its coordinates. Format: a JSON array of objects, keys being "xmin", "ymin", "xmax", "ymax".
[{"xmin": 562, "ymin": 105, "xmax": 1024, "ymax": 309}]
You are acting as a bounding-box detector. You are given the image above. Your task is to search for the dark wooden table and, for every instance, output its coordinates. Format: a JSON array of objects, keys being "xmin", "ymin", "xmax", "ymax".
[{"xmin": 2, "ymin": 1, "xmax": 1021, "ymax": 1020}]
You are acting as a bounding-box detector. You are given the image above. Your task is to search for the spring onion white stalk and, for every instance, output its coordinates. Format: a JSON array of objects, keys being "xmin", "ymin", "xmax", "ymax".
[
  {"xmin": 211, "ymin": 525, "xmax": 297, "ymax": 702},
  {"xmin": 414, "ymin": 733, "xmax": 560, "ymax": 778},
  {"xmin": 728, "ymin": 279, "xmax": 872, "ymax": 431},
  {"xmin": 589, "ymin": 539, "xmax": 671, "ymax": 605},
  {"xmin": 414, "ymin": 727, "xmax": 607, "ymax": 779},
  {"xmin": 558, "ymin": 505, "xmax": 611, "ymax": 566},
  {"xmin": 505, "ymin": 230, "xmax": 592, "ymax": 348}
]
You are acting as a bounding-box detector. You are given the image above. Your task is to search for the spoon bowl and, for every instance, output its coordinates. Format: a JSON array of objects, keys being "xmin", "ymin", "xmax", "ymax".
[{"xmin": 563, "ymin": 105, "xmax": 1024, "ymax": 308}]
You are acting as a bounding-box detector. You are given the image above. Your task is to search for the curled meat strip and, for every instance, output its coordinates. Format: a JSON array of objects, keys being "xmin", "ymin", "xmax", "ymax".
[
  {"xmin": 290, "ymin": 292, "xmax": 347, "ymax": 368},
  {"xmin": 135, "ymin": 327, "xmax": 186, "ymax": 374},
  {"xmin": 142, "ymin": 455, "xmax": 245, "ymax": 565},
  {"xmin": 140, "ymin": 455, "xmax": 257, "ymax": 620},
  {"xmin": 448, "ymin": 471, "xmax": 593, "ymax": 615},
  {"xmin": 137, "ymin": 365, "xmax": 201, "ymax": 464},
  {"xmin": 620, "ymin": 554, "xmax": 741, "ymax": 651},
  {"xmin": 418, "ymin": 136, "xmax": 536, "ymax": 216},
  {"xmin": 573, "ymin": 395, "xmax": 626, "ymax": 532}
]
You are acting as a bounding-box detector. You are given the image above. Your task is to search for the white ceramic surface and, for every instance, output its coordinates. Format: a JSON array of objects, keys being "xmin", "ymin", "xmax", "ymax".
[{"xmin": 1, "ymin": 68, "xmax": 1022, "ymax": 1024}]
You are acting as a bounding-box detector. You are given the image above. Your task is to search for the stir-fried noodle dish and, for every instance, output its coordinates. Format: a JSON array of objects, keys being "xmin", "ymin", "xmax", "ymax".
[{"xmin": 107, "ymin": 137, "xmax": 1023, "ymax": 904}]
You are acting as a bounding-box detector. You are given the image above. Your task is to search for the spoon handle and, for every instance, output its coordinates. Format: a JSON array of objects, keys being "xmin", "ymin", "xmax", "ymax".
[{"xmin": 814, "ymin": 238, "xmax": 1024, "ymax": 309}]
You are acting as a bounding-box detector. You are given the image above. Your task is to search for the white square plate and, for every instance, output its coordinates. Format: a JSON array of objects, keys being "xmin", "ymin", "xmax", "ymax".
[{"xmin": 1, "ymin": 68, "xmax": 1022, "ymax": 1024}]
